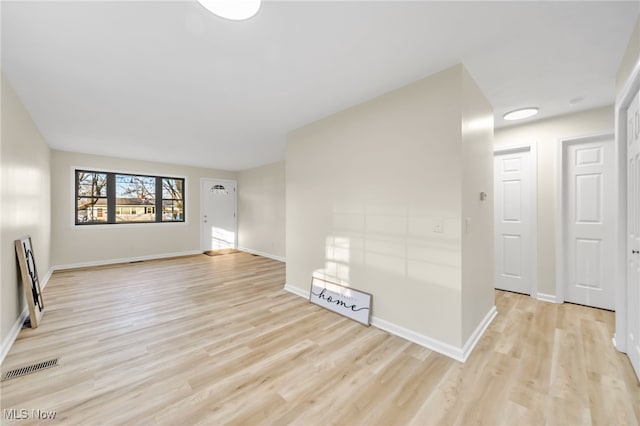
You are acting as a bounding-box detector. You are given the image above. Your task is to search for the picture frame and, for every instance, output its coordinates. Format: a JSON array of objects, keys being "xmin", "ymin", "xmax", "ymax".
[
  {"xmin": 15, "ymin": 236, "xmax": 44, "ymax": 328},
  {"xmin": 309, "ymin": 277, "xmax": 372, "ymax": 325}
]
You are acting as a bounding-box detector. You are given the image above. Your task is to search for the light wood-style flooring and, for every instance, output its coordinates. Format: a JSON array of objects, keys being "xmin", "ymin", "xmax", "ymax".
[{"xmin": 1, "ymin": 252, "xmax": 638, "ymax": 425}]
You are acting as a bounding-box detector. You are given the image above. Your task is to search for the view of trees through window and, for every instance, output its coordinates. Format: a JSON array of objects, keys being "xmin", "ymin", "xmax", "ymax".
[
  {"xmin": 75, "ymin": 170, "xmax": 184, "ymax": 225},
  {"xmin": 77, "ymin": 171, "xmax": 108, "ymax": 223}
]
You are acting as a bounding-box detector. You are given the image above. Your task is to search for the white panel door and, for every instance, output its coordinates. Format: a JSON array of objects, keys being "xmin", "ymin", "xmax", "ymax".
[
  {"xmin": 626, "ymin": 88, "xmax": 640, "ymax": 379},
  {"xmin": 565, "ymin": 136, "xmax": 615, "ymax": 310},
  {"xmin": 494, "ymin": 149, "xmax": 532, "ymax": 294},
  {"xmin": 201, "ymin": 178, "xmax": 237, "ymax": 251}
]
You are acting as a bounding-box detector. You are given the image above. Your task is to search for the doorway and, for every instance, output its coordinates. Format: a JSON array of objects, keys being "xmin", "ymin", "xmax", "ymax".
[
  {"xmin": 201, "ymin": 178, "xmax": 237, "ymax": 251},
  {"xmin": 493, "ymin": 144, "xmax": 537, "ymax": 296},
  {"xmin": 557, "ymin": 133, "xmax": 616, "ymax": 310}
]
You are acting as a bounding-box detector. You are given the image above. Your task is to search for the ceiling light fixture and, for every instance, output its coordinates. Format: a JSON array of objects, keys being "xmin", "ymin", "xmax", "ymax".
[
  {"xmin": 503, "ymin": 107, "xmax": 539, "ymax": 121},
  {"xmin": 197, "ymin": 0, "xmax": 261, "ymax": 21}
]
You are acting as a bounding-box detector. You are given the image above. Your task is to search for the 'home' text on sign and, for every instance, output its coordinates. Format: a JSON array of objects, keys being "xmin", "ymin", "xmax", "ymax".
[{"xmin": 309, "ymin": 277, "xmax": 371, "ymax": 325}]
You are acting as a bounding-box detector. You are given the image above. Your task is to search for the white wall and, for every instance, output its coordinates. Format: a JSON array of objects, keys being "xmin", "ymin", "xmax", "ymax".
[
  {"xmin": 494, "ymin": 106, "xmax": 614, "ymax": 297},
  {"xmin": 461, "ymin": 68, "xmax": 495, "ymax": 342},
  {"xmin": 1, "ymin": 73, "xmax": 51, "ymax": 347},
  {"xmin": 616, "ymin": 16, "xmax": 639, "ymax": 96},
  {"xmin": 286, "ymin": 64, "xmax": 494, "ymax": 354},
  {"xmin": 50, "ymin": 150, "xmax": 236, "ymax": 268},
  {"xmin": 237, "ymin": 161, "xmax": 285, "ymax": 260}
]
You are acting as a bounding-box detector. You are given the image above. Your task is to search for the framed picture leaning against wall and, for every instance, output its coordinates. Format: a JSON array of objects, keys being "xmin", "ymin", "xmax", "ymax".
[{"xmin": 15, "ymin": 236, "xmax": 45, "ymax": 328}]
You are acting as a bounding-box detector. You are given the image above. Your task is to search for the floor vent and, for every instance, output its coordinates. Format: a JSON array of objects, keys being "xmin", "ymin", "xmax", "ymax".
[{"xmin": 1, "ymin": 358, "xmax": 59, "ymax": 381}]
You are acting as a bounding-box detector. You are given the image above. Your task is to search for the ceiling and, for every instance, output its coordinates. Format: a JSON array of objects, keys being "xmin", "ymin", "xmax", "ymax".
[{"xmin": 2, "ymin": 1, "xmax": 638, "ymax": 171}]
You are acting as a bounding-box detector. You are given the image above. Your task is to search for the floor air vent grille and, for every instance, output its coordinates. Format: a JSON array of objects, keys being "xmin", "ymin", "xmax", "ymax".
[{"xmin": 2, "ymin": 358, "xmax": 59, "ymax": 381}]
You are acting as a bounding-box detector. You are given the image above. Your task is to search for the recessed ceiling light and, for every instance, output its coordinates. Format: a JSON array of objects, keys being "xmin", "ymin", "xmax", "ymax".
[
  {"xmin": 197, "ymin": 0, "xmax": 261, "ymax": 21},
  {"xmin": 503, "ymin": 107, "xmax": 539, "ymax": 121}
]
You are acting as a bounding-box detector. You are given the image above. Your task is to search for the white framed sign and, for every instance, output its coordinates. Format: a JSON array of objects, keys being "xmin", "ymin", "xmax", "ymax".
[{"xmin": 309, "ymin": 277, "xmax": 372, "ymax": 325}]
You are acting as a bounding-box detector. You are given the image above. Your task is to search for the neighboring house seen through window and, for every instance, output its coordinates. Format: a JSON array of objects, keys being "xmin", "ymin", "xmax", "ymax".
[{"xmin": 75, "ymin": 170, "xmax": 185, "ymax": 225}]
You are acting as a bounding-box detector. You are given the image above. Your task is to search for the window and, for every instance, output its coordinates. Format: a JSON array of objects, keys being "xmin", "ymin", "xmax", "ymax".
[
  {"xmin": 162, "ymin": 178, "xmax": 184, "ymax": 221},
  {"xmin": 76, "ymin": 171, "xmax": 108, "ymax": 223},
  {"xmin": 75, "ymin": 170, "xmax": 185, "ymax": 225}
]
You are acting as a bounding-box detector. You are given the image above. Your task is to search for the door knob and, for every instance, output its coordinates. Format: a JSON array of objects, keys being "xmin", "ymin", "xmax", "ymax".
[{"xmin": 633, "ymin": 250, "xmax": 640, "ymax": 254}]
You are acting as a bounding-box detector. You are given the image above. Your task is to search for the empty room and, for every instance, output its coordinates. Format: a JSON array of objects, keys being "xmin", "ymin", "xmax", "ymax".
[{"xmin": 1, "ymin": 1, "xmax": 639, "ymax": 424}]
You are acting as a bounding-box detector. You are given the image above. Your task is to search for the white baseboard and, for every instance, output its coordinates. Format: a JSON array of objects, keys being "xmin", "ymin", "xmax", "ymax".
[
  {"xmin": 238, "ymin": 247, "xmax": 285, "ymax": 263},
  {"xmin": 536, "ymin": 292, "xmax": 559, "ymax": 303},
  {"xmin": 284, "ymin": 283, "xmax": 308, "ymax": 299},
  {"xmin": 41, "ymin": 269, "xmax": 52, "ymax": 291},
  {"xmin": 283, "ymin": 283, "xmax": 495, "ymax": 363},
  {"xmin": 52, "ymin": 250, "xmax": 203, "ymax": 271},
  {"xmin": 1, "ymin": 268, "xmax": 53, "ymax": 365},
  {"xmin": 370, "ymin": 316, "xmax": 466, "ymax": 362},
  {"xmin": 461, "ymin": 306, "xmax": 497, "ymax": 362},
  {"xmin": 0, "ymin": 309, "xmax": 29, "ymax": 366}
]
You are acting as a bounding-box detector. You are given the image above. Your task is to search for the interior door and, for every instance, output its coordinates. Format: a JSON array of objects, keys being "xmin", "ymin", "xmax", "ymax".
[
  {"xmin": 626, "ymin": 89, "xmax": 640, "ymax": 378},
  {"xmin": 564, "ymin": 135, "xmax": 615, "ymax": 310},
  {"xmin": 201, "ymin": 178, "xmax": 237, "ymax": 251},
  {"xmin": 494, "ymin": 148, "xmax": 532, "ymax": 294}
]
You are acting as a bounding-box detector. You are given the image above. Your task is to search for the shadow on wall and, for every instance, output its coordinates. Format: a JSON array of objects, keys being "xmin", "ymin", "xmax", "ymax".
[{"xmin": 312, "ymin": 204, "xmax": 461, "ymax": 305}]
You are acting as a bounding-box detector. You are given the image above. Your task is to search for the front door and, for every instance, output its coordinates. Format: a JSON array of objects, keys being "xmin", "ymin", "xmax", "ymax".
[
  {"xmin": 494, "ymin": 148, "xmax": 533, "ymax": 294},
  {"xmin": 201, "ymin": 178, "xmax": 237, "ymax": 251},
  {"xmin": 564, "ymin": 135, "xmax": 615, "ymax": 310},
  {"xmin": 626, "ymin": 88, "xmax": 640, "ymax": 378}
]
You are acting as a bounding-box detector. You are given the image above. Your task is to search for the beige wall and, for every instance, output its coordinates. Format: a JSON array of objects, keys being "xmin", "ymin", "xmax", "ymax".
[
  {"xmin": 286, "ymin": 64, "xmax": 494, "ymax": 351},
  {"xmin": 616, "ymin": 16, "xmax": 640, "ymax": 96},
  {"xmin": 494, "ymin": 106, "xmax": 614, "ymax": 297},
  {"xmin": 238, "ymin": 161, "xmax": 285, "ymax": 260},
  {"xmin": 50, "ymin": 150, "xmax": 236, "ymax": 267},
  {"xmin": 1, "ymin": 74, "xmax": 51, "ymax": 346},
  {"xmin": 461, "ymin": 68, "xmax": 495, "ymax": 342}
]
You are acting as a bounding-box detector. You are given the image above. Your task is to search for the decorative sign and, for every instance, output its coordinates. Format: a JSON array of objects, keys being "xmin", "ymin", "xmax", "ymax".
[
  {"xmin": 15, "ymin": 236, "xmax": 44, "ymax": 328},
  {"xmin": 309, "ymin": 277, "xmax": 372, "ymax": 325}
]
